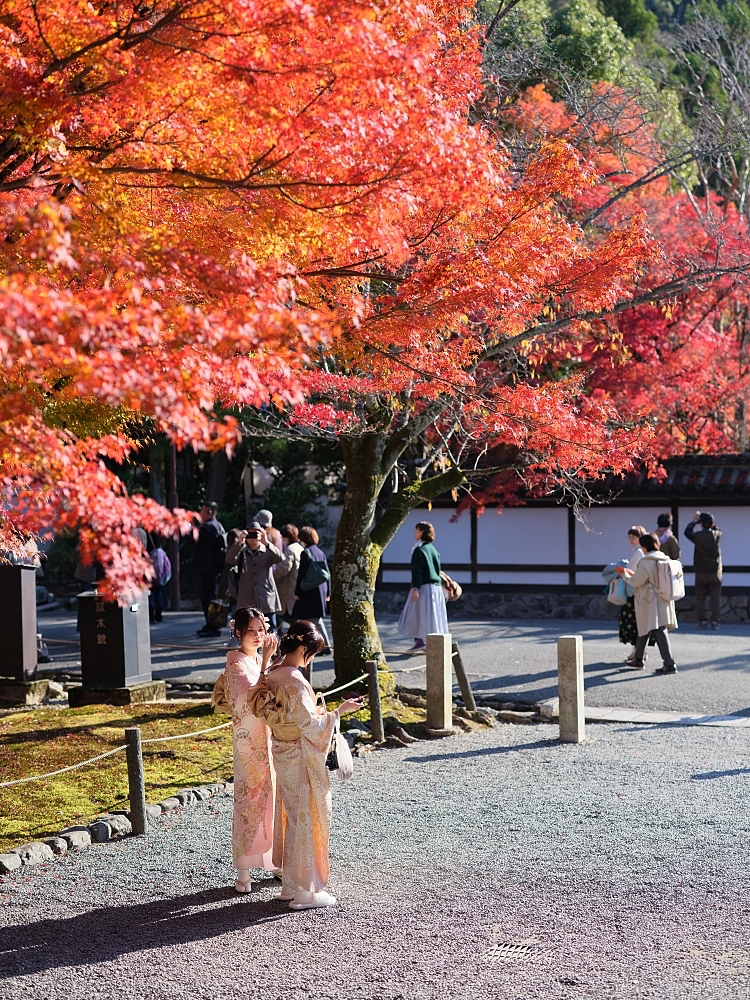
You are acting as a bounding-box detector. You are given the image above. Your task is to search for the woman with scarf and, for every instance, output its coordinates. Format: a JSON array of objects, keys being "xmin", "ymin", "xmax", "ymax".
[{"xmin": 655, "ymin": 512, "xmax": 681, "ymax": 560}]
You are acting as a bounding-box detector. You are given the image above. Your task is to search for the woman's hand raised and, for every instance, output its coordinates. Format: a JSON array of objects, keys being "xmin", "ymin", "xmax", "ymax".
[
  {"xmin": 338, "ymin": 697, "xmax": 364, "ymax": 716},
  {"xmin": 260, "ymin": 631, "xmax": 278, "ymax": 668}
]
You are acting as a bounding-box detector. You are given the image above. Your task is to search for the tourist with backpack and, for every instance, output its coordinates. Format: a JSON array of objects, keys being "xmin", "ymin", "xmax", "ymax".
[
  {"xmin": 292, "ymin": 526, "xmax": 331, "ymax": 651},
  {"xmin": 615, "ymin": 533, "xmax": 678, "ymax": 674}
]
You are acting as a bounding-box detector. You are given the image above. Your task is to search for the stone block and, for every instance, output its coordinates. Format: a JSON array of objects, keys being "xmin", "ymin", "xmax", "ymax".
[
  {"xmin": 0, "ymin": 853, "xmax": 22, "ymax": 873},
  {"xmin": 45, "ymin": 680, "xmax": 65, "ymax": 699},
  {"xmin": 206, "ymin": 783, "xmax": 225, "ymax": 795},
  {"xmin": 159, "ymin": 797, "xmax": 181, "ymax": 812},
  {"xmin": 192, "ymin": 786, "xmax": 210, "ymax": 801},
  {"xmin": 96, "ymin": 813, "xmax": 132, "ymax": 837},
  {"xmin": 536, "ymin": 697, "xmax": 560, "ymax": 719},
  {"xmin": 42, "ymin": 837, "xmax": 68, "ymax": 855},
  {"xmin": 730, "ymin": 595, "xmax": 749, "ymax": 609},
  {"xmin": 11, "ymin": 841, "xmax": 55, "ymax": 866},
  {"xmin": 497, "ymin": 710, "xmax": 536, "ymax": 725},
  {"xmin": 145, "ymin": 803, "xmax": 163, "ymax": 822},
  {"xmin": 175, "ymin": 790, "xmax": 196, "ymax": 806},
  {"xmin": 59, "ymin": 827, "xmax": 92, "ymax": 849},
  {"xmin": 88, "ymin": 820, "xmax": 112, "ymax": 843},
  {"xmin": 68, "ymin": 680, "xmax": 167, "ymax": 707},
  {"xmin": 0, "ymin": 680, "xmax": 50, "ymax": 706}
]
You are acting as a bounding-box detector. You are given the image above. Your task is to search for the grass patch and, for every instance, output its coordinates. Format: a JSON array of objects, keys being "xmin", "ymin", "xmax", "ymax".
[{"xmin": 0, "ymin": 703, "xmax": 233, "ymax": 853}]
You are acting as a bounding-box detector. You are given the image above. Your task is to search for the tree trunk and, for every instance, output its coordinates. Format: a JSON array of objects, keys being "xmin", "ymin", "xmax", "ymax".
[
  {"xmin": 330, "ymin": 435, "xmax": 389, "ymax": 683},
  {"xmin": 207, "ymin": 450, "xmax": 229, "ymax": 507},
  {"xmin": 330, "ymin": 433, "xmax": 467, "ymax": 684}
]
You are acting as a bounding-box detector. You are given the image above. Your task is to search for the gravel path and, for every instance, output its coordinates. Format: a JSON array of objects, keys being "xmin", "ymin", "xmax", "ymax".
[{"xmin": 2, "ymin": 720, "xmax": 749, "ymax": 999}]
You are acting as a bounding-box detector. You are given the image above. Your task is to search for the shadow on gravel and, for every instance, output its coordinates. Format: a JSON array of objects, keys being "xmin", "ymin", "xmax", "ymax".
[
  {"xmin": 404, "ymin": 739, "xmax": 556, "ymax": 764},
  {"xmin": 0, "ymin": 887, "xmax": 288, "ymax": 977},
  {"xmin": 691, "ymin": 767, "xmax": 750, "ymax": 780}
]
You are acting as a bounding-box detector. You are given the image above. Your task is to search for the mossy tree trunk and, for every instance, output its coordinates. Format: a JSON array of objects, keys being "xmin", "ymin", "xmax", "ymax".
[{"xmin": 330, "ymin": 418, "xmax": 466, "ymax": 684}]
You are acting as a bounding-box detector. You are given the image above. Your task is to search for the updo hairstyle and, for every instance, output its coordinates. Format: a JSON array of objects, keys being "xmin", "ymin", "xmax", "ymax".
[
  {"xmin": 275, "ymin": 620, "xmax": 325, "ymax": 662},
  {"xmin": 232, "ymin": 606, "xmax": 267, "ymax": 639},
  {"xmin": 416, "ymin": 521, "xmax": 435, "ymax": 542},
  {"xmin": 280, "ymin": 523, "xmax": 299, "ymax": 543}
]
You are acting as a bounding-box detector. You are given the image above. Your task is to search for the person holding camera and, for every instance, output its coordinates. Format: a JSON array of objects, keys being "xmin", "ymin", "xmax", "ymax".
[
  {"xmin": 685, "ymin": 511, "xmax": 723, "ymax": 630},
  {"xmin": 224, "ymin": 521, "xmax": 284, "ymax": 629}
]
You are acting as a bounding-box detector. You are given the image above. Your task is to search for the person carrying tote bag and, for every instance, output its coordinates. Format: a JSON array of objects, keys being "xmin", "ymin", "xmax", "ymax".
[{"xmin": 397, "ymin": 521, "xmax": 449, "ymax": 654}]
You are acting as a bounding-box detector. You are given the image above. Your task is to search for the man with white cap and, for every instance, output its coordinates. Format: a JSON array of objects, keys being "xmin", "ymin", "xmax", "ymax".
[{"xmin": 253, "ymin": 509, "xmax": 283, "ymax": 550}]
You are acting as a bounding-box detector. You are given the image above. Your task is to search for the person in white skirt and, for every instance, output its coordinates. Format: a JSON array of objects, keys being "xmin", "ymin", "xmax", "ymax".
[{"xmin": 397, "ymin": 521, "xmax": 449, "ymax": 653}]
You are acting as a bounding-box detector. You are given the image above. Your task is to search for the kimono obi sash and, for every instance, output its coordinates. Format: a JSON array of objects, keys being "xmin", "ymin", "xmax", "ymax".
[
  {"xmin": 246, "ymin": 677, "xmax": 300, "ymax": 739},
  {"xmin": 269, "ymin": 723, "xmax": 302, "ymax": 741}
]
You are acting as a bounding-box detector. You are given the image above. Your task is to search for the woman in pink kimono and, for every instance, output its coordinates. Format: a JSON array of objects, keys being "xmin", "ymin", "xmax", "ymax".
[
  {"xmin": 248, "ymin": 620, "xmax": 363, "ymax": 909},
  {"xmin": 216, "ymin": 605, "xmax": 278, "ymax": 893}
]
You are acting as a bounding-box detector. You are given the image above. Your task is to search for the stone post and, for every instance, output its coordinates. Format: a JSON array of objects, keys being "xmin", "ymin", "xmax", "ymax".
[
  {"xmin": 558, "ymin": 634, "xmax": 585, "ymax": 743},
  {"xmin": 426, "ymin": 633, "xmax": 453, "ymax": 736}
]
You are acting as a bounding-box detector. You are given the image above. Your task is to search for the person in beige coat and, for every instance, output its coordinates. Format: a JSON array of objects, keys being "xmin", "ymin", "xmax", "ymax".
[
  {"xmin": 274, "ymin": 524, "xmax": 305, "ymax": 626},
  {"xmin": 617, "ymin": 533, "xmax": 677, "ymax": 674}
]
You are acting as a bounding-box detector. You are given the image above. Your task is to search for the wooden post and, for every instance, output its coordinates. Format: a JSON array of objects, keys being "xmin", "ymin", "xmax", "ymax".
[
  {"xmin": 365, "ymin": 660, "xmax": 385, "ymax": 743},
  {"xmin": 558, "ymin": 635, "xmax": 585, "ymax": 744},
  {"xmin": 451, "ymin": 641, "xmax": 476, "ymax": 711},
  {"xmin": 125, "ymin": 727, "xmax": 147, "ymax": 835},
  {"xmin": 426, "ymin": 633, "xmax": 453, "ymax": 735}
]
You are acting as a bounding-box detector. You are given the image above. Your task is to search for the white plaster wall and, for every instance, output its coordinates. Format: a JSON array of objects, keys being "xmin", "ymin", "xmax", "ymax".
[
  {"xmin": 381, "ymin": 507, "xmax": 471, "ymax": 565},
  {"xmin": 476, "ymin": 507, "xmax": 568, "ymax": 565},
  {"xmin": 574, "ymin": 507, "xmax": 661, "ymax": 568}
]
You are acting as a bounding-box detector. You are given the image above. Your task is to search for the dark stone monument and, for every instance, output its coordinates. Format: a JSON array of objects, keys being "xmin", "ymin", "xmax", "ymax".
[
  {"xmin": 0, "ymin": 564, "xmax": 48, "ymax": 705},
  {"xmin": 69, "ymin": 591, "xmax": 165, "ymax": 706}
]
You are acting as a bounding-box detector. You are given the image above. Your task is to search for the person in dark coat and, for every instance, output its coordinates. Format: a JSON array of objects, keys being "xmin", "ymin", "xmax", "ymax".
[
  {"xmin": 194, "ymin": 501, "xmax": 226, "ymax": 637},
  {"xmin": 685, "ymin": 511, "xmax": 722, "ymax": 630},
  {"xmin": 292, "ymin": 526, "xmax": 331, "ymax": 650}
]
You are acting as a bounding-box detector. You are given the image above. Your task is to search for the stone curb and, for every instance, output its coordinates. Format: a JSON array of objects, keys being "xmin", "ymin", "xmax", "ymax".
[{"xmin": 0, "ymin": 781, "xmax": 233, "ymax": 876}]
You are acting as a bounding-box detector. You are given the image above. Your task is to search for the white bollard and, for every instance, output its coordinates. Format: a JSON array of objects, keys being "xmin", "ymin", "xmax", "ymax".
[
  {"xmin": 558, "ymin": 634, "xmax": 585, "ymax": 743},
  {"xmin": 426, "ymin": 633, "xmax": 453, "ymax": 736}
]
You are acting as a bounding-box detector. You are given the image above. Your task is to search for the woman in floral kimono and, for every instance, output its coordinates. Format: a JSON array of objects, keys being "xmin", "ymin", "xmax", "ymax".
[
  {"xmin": 248, "ymin": 620, "xmax": 363, "ymax": 909},
  {"xmin": 214, "ymin": 605, "xmax": 278, "ymax": 893}
]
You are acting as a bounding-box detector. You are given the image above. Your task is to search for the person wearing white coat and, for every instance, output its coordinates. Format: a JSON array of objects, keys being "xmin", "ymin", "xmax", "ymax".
[{"xmin": 617, "ymin": 532, "xmax": 677, "ymax": 674}]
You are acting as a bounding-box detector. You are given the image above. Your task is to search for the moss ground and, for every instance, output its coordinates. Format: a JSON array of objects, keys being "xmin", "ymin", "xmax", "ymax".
[{"xmin": 0, "ymin": 703, "xmax": 234, "ymax": 853}]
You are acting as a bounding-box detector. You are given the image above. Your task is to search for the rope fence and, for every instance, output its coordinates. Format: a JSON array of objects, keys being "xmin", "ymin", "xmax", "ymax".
[{"xmin": 0, "ymin": 721, "xmax": 233, "ymax": 789}]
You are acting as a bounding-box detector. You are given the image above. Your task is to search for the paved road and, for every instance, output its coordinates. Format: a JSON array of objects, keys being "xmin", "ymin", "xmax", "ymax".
[
  {"xmin": 40, "ymin": 611, "xmax": 750, "ymax": 715},
  {"xmin": 1, "ymin": 720, "xmax": 749, "ymax": 999}
]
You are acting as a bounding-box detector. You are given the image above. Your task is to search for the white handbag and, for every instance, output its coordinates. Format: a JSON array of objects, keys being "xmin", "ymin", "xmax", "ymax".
[{"xmin": 319, "ymin": 693, "xmax": 354, "ymax": 782}]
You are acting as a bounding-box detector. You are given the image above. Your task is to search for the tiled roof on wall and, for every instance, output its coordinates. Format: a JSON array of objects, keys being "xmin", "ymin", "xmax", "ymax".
[{"xmin": 591, "ymin": 455, "xmax": 750, "ymax": 497}]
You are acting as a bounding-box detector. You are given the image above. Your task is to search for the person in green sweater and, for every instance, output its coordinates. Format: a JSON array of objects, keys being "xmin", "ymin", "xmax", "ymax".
[{"xmin": 397, "ymin": 521, "xmax": 449, "ymax": 653}]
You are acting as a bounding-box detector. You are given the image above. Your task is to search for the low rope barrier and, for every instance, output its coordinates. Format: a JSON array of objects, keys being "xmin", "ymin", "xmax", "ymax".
[
  {"xmin": 141, "ymin": 722, "xmax": 232, "ymax": 744},
  {"xmin": 320, "ymin": 672, "xmax": 367, "ymax": 698},
  {"xmin": 0, "ymin": 722, "xmax": 234, "ymax": 788},
  {"xmin": 0, "ymin": 744, "xmax": 128, "ymax": 788}
]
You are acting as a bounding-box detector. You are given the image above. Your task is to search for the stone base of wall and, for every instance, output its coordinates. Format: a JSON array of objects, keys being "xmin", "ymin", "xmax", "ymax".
[{"xmin": 374, "ymin": 590, "xmax": 750, "ymax": 622}]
